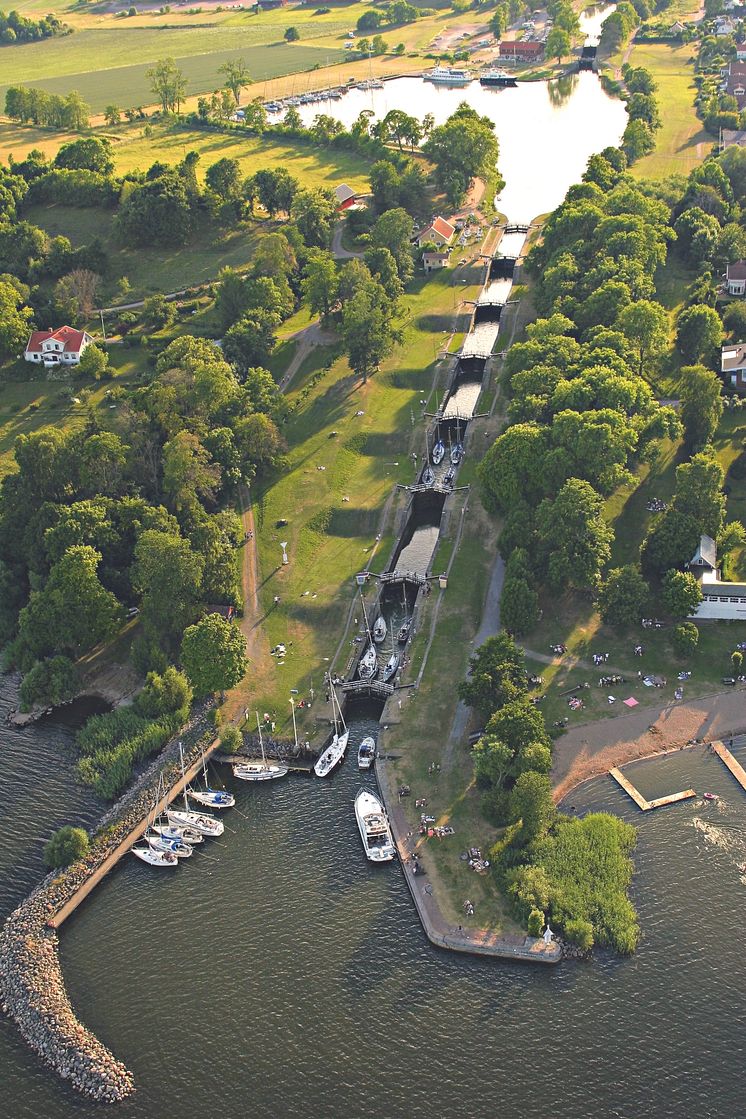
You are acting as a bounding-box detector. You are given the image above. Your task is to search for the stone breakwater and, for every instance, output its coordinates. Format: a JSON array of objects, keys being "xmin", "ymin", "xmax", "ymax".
[{"xmin": 0, "ymin": 702, "xmax": 215, "ymax": 1102}]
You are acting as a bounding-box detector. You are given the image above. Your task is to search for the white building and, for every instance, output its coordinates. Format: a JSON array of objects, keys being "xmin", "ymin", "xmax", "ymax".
[
  {"xmin": 25, "ymin": 326, "xmax": 93, "ymax": 367},
  {"xmin": 726, "ymin": 260, "xmax": 746, "ymax": 296},
  {"xmin": 687, "ymin": 534, "xmax": 746, "ymax": 619}
]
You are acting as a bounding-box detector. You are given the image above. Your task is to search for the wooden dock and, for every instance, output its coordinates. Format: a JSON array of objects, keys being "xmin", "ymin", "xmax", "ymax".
[
  {"xmin": 710, "ymin": 740, "xmax": 746, "ymax": 791},
  {"xmin": 48, "ymin": 738, "xmax": 221, "ymax": 929},
  {"xmin": 609, "ymin": 767, "xmax": 696, "ymax": 811}
]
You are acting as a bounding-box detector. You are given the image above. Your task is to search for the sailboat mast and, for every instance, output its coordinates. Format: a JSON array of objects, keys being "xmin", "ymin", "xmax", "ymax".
[
  {"xmin": 359, "ymin": 586, "xmax": 373, "ymax": 644},
  {"xmin": 256, "ymin": 711, "xmax": 267, "ymax": 765},
  {"xmin": 179, "ymin": 741, "xmax": 189, "ymax": 811},
  {"xmin": 290, "ymin": 698, "xmax": 299, "ymax": 751}
]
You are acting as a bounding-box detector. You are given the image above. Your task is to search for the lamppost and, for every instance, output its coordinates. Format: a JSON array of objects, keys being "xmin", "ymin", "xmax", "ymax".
[{"xmin": 280, "ymin": 541, "xmax": 288, "ymax": 565}]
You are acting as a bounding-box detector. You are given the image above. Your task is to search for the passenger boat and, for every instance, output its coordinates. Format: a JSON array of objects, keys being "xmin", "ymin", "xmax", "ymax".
[
  {"xmin": 151, "ymin": 822, "xmax": 204, "ymax": 845},
  {"xmin": 358, "ymin": 643, "xmax": 378, "ymax": 680},
  {"xmin": 432, "ymin": 439, "xmax": 445, "ymax": 466},
  {"xmin": 397, "ymin": 619, "xmax": 411, "ymax": 645},
  {"xmin": 233, "ymin": 713, "xmax": 289, "ymax": 781},
  {"xmin": 131, "ymin": 845, "xmax": 178, "ymax": 867},
  {"xmin": 450, "ymin": 443, "xmax": 464, "ymax": 466},
  {"xmin": 354, "ymin": 788, "xmax": 396, "ymax": 862},
  {"xmin": 373, "ymin": 615, "xmax": 387, "ymax": 644},
  {"xmin": 479, "ymin": 68, "xmax": 517, "ymax": 87},
  {"xmin": 358, "ymin": 736, "xmax": 376, "ymax": 769},
  {"xmin": 314, "ymin": 691, "xmax": 349, "ymax": 777},
  {"xmin": 382, "ymin": 651, "xmax": 399, "ymax": 683},
  {"xmin": 146, "ymin": 831, "xmax": 193, "ymax": 859},
  {"xmin": 424, "ymin": 66, "xmax": 472, "ymax": 85}
]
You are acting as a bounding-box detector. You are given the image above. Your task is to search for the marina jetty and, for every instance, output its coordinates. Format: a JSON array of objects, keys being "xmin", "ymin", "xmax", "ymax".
[
  {"xmin": 0, "ymin": 704, "xmax": 218, "ymax": 1101},
  {"xmin": 609, "ymin": 767, "xmax": 696, "ymax": 811}
]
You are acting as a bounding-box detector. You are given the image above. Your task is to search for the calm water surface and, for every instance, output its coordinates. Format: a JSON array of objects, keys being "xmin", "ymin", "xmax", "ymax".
[{"xmin": 2, "ymin": 672, "xmax": 746, "ymax": 1119}]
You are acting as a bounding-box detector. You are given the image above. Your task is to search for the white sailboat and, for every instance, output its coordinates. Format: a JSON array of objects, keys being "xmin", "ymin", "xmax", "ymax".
[
  {"xmin": 314, "ymin": 689, "xmax": 349, "ymax": 777},
  {"xmin": 382, "ymin": 650, "xmax": 399, "ymax": 683},
  {"xmin": 372, "ymin": 614, "xmax": 387, "ymax": 644},
  {"xmin": 233, "ymin": 712, "xmax": 289, "ymax": 782},
  {"xmin": 167, "ymin": 743, "xmax": 225, "ymax": 836},
  {"xmin": 450, "ymin": 420, "xmax": 463, "ymax": 466},
  {"xmin": 146, "ymin": 831, "xmax": 193, "ymax": 858},
  {"xmin": 131, "ymin": 845, "xmax": 178, "ymax": 867},
  {"xmin": 358, "ymin": 736, "xmax": 376, "ymax": 769},
  {"xmin": 357, "ymin": 592, "xmax": 379, "ymax": 679},
  {"xmin": 354, "ymin": 788, "xmax": 396, "ymax": 862},
  {"xmin": 151, "ymin": 822, "xmax": 204, "ymax": 845},
  {"xmin": 189, "ymin": 745, "xmax": 235, "ymax": 807}
]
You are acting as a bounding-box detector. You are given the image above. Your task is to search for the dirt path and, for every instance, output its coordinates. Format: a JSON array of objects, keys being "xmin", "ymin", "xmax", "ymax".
[
  {"xmin": 551, "ymin": 686, "xmax": 746, "ymax": 802},
  {"xmin": 279, "ymin": 320, "xmax": 335, "ymax": 391}
]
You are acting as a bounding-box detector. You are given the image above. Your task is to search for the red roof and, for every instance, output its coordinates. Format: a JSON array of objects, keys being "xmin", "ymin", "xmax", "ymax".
[
  {"xmin": 499, "ymin": 39, "xmax": 544, "ymax": 57},
  {"xmin": 418, "ymin": 216, "xmax": 455, "ymax": 241},
  {"xmin": 25, "ymin": 326, "xmax": 88, "ymax": 354}
]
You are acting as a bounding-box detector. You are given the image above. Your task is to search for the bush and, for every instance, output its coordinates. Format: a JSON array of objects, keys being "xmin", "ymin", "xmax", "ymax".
[
  {"xmin": 76, "ymin": 705, "xmax": 182, "ymax": 798},
  {"xmin": 44, "ymin": 825, "xmax": 89, "ymax": 868},
  {"xmin": 19, "ymin": 655, "xmax": 79, "ymax": 711},
  {"xmin": 219, "ymin": 725, "xmax": 243, "ymax": 753}
]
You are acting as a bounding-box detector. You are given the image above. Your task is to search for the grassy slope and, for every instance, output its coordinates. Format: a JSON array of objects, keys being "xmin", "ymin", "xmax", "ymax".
[{"xmin": 627, "ymin": 42, "xmax": 710, "ymax": 181}]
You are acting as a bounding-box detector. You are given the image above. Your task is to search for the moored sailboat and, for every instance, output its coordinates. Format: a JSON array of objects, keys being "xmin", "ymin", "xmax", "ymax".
[
  {"xmin": 131, "ymin": 845, "xmax": 178, "ymax": 867},
  {"xmin": 372, "ymin": 614, "xmax": 387, "ymax": 644},
  {"xmin": 233, "ymin": 712, "xmax": 289, "ymax": 781},
  {"xmin": 314, "ymin": 689, "xmax": 349, "ymax": 777},
  {"xmin": 382, "ymin": 650, "xmax": 399, "ymax": 683}
]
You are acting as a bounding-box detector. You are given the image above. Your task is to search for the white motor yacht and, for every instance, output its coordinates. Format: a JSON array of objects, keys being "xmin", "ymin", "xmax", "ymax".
[
  {"xmin": 354, "ymin": 788, "xmax": 396, "ymax": 862},
  {"xmin": 358, "ymin": 736, "xmax": 376, "ymax": 769}
]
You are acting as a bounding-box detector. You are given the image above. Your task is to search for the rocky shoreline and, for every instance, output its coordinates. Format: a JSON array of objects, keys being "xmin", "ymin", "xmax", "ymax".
[{"xmin": 0, "ymin": 702, "xmax": 216, "ymax": 1102}]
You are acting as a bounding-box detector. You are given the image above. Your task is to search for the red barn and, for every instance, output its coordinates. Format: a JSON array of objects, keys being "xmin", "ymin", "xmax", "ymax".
[{"xmin": 498, "ymin": 40, "xmax": 545, "ymax": 61}]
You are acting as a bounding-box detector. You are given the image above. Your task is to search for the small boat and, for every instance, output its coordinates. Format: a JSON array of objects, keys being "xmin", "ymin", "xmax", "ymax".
[
  {"xmin": 450, "ymin": 443, "xmax": 464, "ymax": 466},
  {"xmin": 167, "ymin": 809, "xmax": 224, "ymax": 837},
  {"xmin": 188, "ymin": 787, "xmax": 235, "ymax": 809},
  {"xmin": 131, "ymin": 845, "xmax": 178, "ymax": 867},
  {"xmin": 151, "ymin": 822, "xmax": 204, "ymax": 845},
  {"xmin": 479, "ymin": 68, "xmax": 517, "ymax": 87},
  {"xmin": 358, "ymin": 736, "xmax": 376, "ymax": 769},
  {"xmin": 146, "ymin": 831, "xmax": 193, "ymax": 858},
  {"xmin": 702, "ymin": 792, "xmax": 718, "ymax": 801},
  {"xmin": 358, "ymin": 643, "xmax": 378, "ymax": 680},
  {"xmin": 397, "ymin": 619, "xmax": 411, "ymax": 645},
  {"xmin": 233, "ymin": 713, "xmax": 289, "ymax": 781},
  {"xmin": 373, "ymin": 615, "xmax": 387, "ymax": 644},
  {"xmin": 382, "ymin": 651, "xmax": 399, "ymax": 683},
  {"xmin": 432, "ymin": 440, "xmax": 445, "ymax": 466},
  {"xmin": 354, "ymin": 788, "xmax": 396, "ymax": 862},
  {"xmin": 424, "ymin": 66, "xmax": 472, "ymax": 86},
  {"xmin": 422, "ymin": 466, "xmax": 435, "ymax": 487},
  {"xmin": 443, "ymin": 466, "xmax": 456, "ymax": 487},
  {"xmin": 314, "ymin": 690, "xmax": 349, "ymax": 777}
]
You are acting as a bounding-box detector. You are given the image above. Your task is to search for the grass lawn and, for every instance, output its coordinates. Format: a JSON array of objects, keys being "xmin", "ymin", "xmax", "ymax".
[{"xmin": 624, "ymin": 42, "xmax": 710, "ymax": 180}]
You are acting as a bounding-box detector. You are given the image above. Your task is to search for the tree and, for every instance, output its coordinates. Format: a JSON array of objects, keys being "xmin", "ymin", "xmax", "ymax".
[
  {"xmin": 723, "ymin": 301, "xmax": 746, "ymax": 339},
  {"xmin": 142, "ymin": 292, "xmax": 177, "ymax": 328},
  {"xmin": 223, "ymin": 310, "xmax": 279, "ymax": 372},
  {"xmin": 478, "ymin": 423, "xmax": 548, "ymax": 514},
  {"xmin": 458, "ymin": 632, "xmax": 527, "ymax": 714},
  {"xmin": 284, "ymin": 25, "xmax": 299, "ymax": 40},
  {"xmin": 0, "ymin": 278, "xmax": 33, "ymax": 362},
  {"xmin": 248, "ymin": 167, "xmax": 298, "ymax": 217},
  {"xmin": 536, "ymin": 478, "xmax": 613, "ymax": 591},
  {"xmin": 673, "ymin": 621, "xmax": 699, "ymax": 657},
  {"xmin": 163, "ymin": 430, "xmax": 221, "ymax": 514},
  {"xmin": 732, "ymin": 649, "xmax": 743, "ymax": 674},
  {"xmin": 500, "ymin": 576, "xmax": 539, "ymax": 636},
  {"xmin": 44, "ymin": 825, "xmax": 89, "ymax": 868},
  {"xmin": 370, "ymin": 207, "xmax": 414, "ymax": 282},
  {"xmin": 17, "ymin": 545, "xmax": 123, "ymax": 662},
  {"xmin": 510, "ymin": 771, "xmax": 555, "ymax": 846},
  {"xmin": 423, "ymin": 103, "xmax": 499, "ymax": 207},
  {"xmin": 180, "ymin": 613, "xmax": 248, "ymax": 696},
  {"xmin": 302, "ymin": 249, "xmax": 338, "ymax": 319},
  {"xmin": 218, "ymin": 58, "xmax": 251, "ymax": 103},
  {"xmin": 116, "ymin": 172, "xmax": 192, "ymax": 246},
  {"xmin": 680, "ymin": 365, "xmax": 723, "ymax": 450},
  {"xmin": 104, "ymin": 104, "xmax": 121, "ymax": 125},
  {"xmin": 676, "ymin": 304, "xmax": 723, "ymax": 364},
  {"xmin": 54, "ymin": 137, "xmax": 113, "ymax": 174},
  {"xmin": 147, "ymin": 57, "xmax": 187, "ymax": 113},
  {"xmin": 662, "ymin": 568, "xmax": 703, "ymax": 618},
  {"xmin": 133, "ymin": 529, "xmax": 204, "ymax": 651},
  {"xmin": 136, "ymin": 665, "xmax": 193, "ymax": 717},
  {"xmin": 617, "ymin": 299, "xmax": 669, "ymax": 375},
  {"xmin": 19, "ymin": 655, "xmax": 79, "ymax": 711},
  {"xmin": 546, "ymin": 26, "xmax": 571, "ymax": 61},
  {"xmin": 290, "ymin": 187, "xmax": 337, "ymax": 248},
  {"xmin": 78, "ymin": 343, "xmax": 109, "ymax": 380},
  {"xmin": 341, "ymin": 283, "xmax": 396, "ymax": 382},
  {"xmin": 641, "ymin": 509, "xmax": 701, "ymax": 577},
  {"xmin": 206, "ymin": 156, "xmax": 242, "ymax": 200},
  {"xmin": 598, "ymin": 565, "xmax": 649, "ymax": 628},
  {"xmin": 674, "ymin": 451, "xmax": 725, "ymax": 538},
  {"xmin": 220, "ymin": 725, "xmax": 243, "ymax": 753},
  {"xmin": 54, "ymin": 269, "xmax": 101, "ymax": 322}
]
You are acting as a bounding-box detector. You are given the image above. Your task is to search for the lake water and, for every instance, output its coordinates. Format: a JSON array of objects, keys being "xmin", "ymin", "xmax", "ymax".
[
  {"xmin": 2, "ymin": 666, "xmax": 746, "ymax": 1119},
  {"xmin": 294, "ymin": 69, "xmax": 626, "ymax": 223}
]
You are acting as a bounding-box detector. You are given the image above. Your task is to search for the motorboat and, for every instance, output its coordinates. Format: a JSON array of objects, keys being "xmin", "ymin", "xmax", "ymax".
[
  {"xmin": 314, "ymin": 691, "xmax": 350, "ymax": 777},
  {"xmin": 233, "ymin": 712, "xmax": 289, "ymax": 781},
  {"xmin": 424, "ymin": 66, "xmax": 472, "ymax": 85},
  {"xmin": 382, "ymin": 651, "xmax": 399, "ymax": 683},
  {"xmin": 450, "ymin": 443, "xmax": 464, "ymax": 466},
  {"xmin": 373, "ymin": 615, "xmax": 387, "ymax": 644},
  {"xmin": 166, "ymin": 809, "xmax": 224, "ymax": 837},
  {"xmin": 131, "ymin": 845, "xmax": 178, "ymax": 867},
  {"xmin": 151, "ymin": 822, "xmax": 204, "ymax": 845},
  {"xmin": 358, "ymin": 643, "xmax": 378, "ymax": 680},
  {"xmin": 432, "ymin": 439, "xmax": 445, "ymax": 466},
  {"xmin": 443, "ymin": 466, "xmax": 456, "ymax": 487},
  {"xmin": 188, "ymin": 787, "xmax": 235, "ymax": 809},
  {"xmin": 702, "ymin": 792, "xmax": 718, "ymax": 801},
  {"xmin": 146, "ymin": 831, "xmax": 193, "ymax": 859},
  {"xmin": 397, "ymin": 619, "xmax": 411, "ymax": 645},
  {"xmin": 479, "ymin": 68, "xmax": 517, "ymax": 87},
  {"xmin": 422, "ymin": 466, "xmax": 435, "ymax": 487},
  {"xmin": 358, "ymin": 736, "xmax": 376, "ymax": 769},
  {"xmin": 354, "ymin": 788, "xmax": 396, "ymax": 862}
]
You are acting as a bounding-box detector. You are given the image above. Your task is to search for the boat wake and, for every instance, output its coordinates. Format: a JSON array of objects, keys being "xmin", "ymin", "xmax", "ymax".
[{"xmin": 690, "ymin": 817, "xmax": 746, "ymax": 879}]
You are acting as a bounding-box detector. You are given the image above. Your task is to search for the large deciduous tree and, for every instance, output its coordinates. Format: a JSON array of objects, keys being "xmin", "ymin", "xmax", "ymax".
[
  {"xmin": 679, "ymin": 364, "xmax": 723, "ymax": 450},
  {"xmin": 423, "ymin": 102, "xmax": 499, "ymax": 207},
  {"xmin": 597, "ymin": 565, "xmax": 649, "ymax": 628},
  {"xmin": 458, "ymin": 632, "xmax": 527, "ymax": 715},
  {"xmin": 147, "ymin": 57, "xmax": 187, "ymax": 113},
  {"xmin": 180, "ymin": 612, "xmax": 247, "ymax": 695},
  {"xmin": 536, "ymin": 478, "xmax": 613, "ymax": 591}
]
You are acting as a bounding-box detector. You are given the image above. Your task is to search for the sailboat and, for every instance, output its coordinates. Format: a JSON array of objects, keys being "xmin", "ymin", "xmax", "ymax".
[
  {"xmin": 133, "ymin": 780, "xmax": 187, "ymax": 864},
  {"xmin": 450, "ymin": 420, "xmax": 464, "ymax": 466},
  {"xmin": 314, "ymin": 688, "xmax": 349, "ymax": 777},
  {"xmin": 233, "ymin": 713, "xmax": 289, "ymax": 781},
  {"xmin": 372, "ymin": 614, "xmax": 387, "ymax": 644},
  {"xmin": 382, "ymin": 649, "xmax": 399, "ymax": 683},
  {"xmin": 357, "ymin": 590, "xmax": 379, "ymax": 679},
  {"xmin": 131, "ymin": 844, "xmax": 178, "ymax": 867},
  {"xmin": 167, "ymin": 743, "xmax": 225, "ymax": 836},
  {"xmin": 431, "ymin": 416, "xmax": 445, "ymax": 465},
  {"xmin": 189, "ymin": 746, "xmax": 235, "ymax": 808},
  {"xmin": 443, "ymin": 465, "xmax": 455, "ymax": 487},
  {"xmin": 422, "ymin": 465, "xmax": 435, "ymax": 487},
  {"xmin": 146, "ymin": 831, "xmax": 193, "ymax": 858},
  {"xmin": 397, "ymin": 583, "xmax": 411, "ymax": 645},
  {"xmin": 151, "ymin": 821, "xmax": 204, "ymax": 845}
]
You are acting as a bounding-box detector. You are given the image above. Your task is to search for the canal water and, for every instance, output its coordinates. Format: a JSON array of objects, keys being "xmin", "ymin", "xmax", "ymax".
[{"xmin": 3, "ymin": 670, "xmax": 746, "ymax": 1119}]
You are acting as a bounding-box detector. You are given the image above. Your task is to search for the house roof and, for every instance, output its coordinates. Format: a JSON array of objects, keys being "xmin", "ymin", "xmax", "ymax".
[
  {"xmin": 727, "ymin": 260, "xmax": 746, "ymax": 281},
  {"xmin": 417, "ymin": 216, "xmax": 455, "ymax": 241},
  {"xmin": 25, "ymin": 326, "xmax": 88, "ymax": 354},
  {"xmin": 334, "ymin": 183, "xmax": 357, "ymax": 204},
  {"xmin": 690, "ymin": 534, "xmax": 718, "ymax": 569},
  {"xmin": 423, "ymin": 251, "xmax": 450, "ymax": 260},
  {"xmin": 701, "ymin": 582, "xmax": 746, "ymax": 598},
  {"xmin": 722, "ymin": 342, "xmax": 746, "ymax": 371},
  {"xmin": 722, "ymin": 128, "xmax": 746, "ymax": 147}
]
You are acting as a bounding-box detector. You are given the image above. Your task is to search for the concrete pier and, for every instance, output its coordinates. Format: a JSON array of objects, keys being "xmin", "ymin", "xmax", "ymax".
[
  {"xmin": 710, "ymin": 739, "xmax": 746, "ymax": 791},
  {"xmin": 609, "ymin": 767, "xmax": 696, "ymax": 811}
]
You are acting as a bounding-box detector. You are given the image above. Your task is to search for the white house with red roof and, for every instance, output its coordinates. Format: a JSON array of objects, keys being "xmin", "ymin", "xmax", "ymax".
[
  {"xmin": 413, "ymin": 216, "xmax": 456, "ymax": 248},
  {"xmin": 25, "ymin": 326, "xmax": 93, "ymax": 367}
]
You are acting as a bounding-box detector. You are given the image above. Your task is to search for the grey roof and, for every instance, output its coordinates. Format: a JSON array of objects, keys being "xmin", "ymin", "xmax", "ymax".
[
  {"xmin": 690, "ymin": 534, "xmax": 718, "ymax": 569},
  {"xmin": 334, "ymin": 183, "xmax": 357, "ymax": 204},
  {"xmin": 722, "ymin": 343, "xmax": 746, "ymax": 372},
  {"xmin": 701, "ymin": 583, "xmax": 746, "ymax": 598},
  {"xmin": 727, "ymin": 260, "xmax": 746, "ymax": 281}
]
